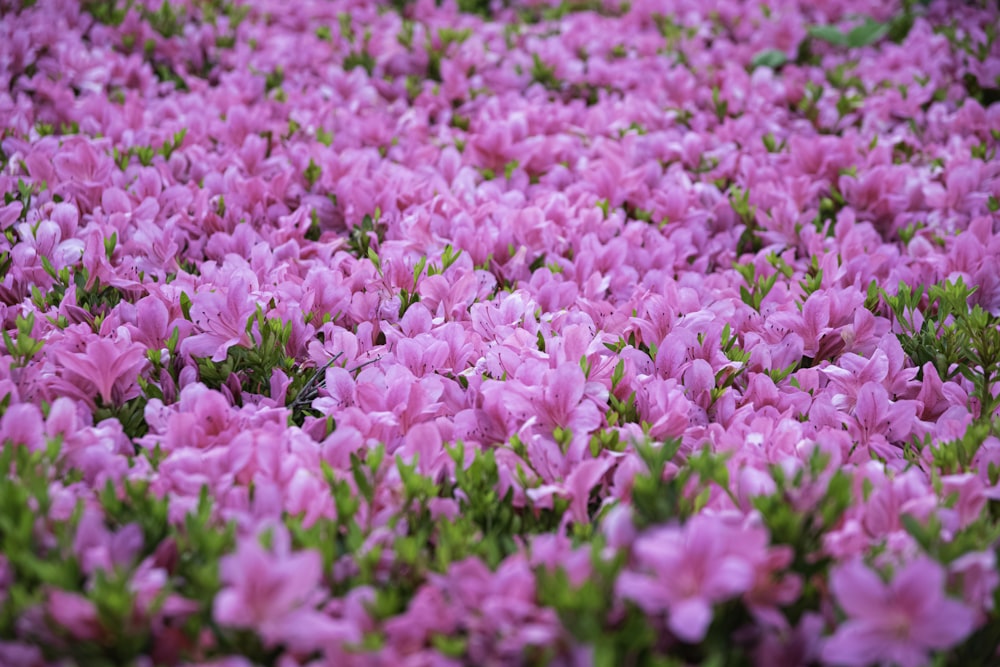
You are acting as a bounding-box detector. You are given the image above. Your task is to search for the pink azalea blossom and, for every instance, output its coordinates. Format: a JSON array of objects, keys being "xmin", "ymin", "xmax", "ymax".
[
  {"xmin": 823, "ymin": 558, "xmax": 977, "ymax": 667},
  {"xmin": 49, "ymin": 335, "xmax": 148, "ymax": 407},
  {"xmin": 617, "ymin": 515, "xmax": 765, "ymax": 642},
  {"xmin": 180, "ymin": 279, "xmax": 257, "ymax": 362},
  {"xmin": 214, "ymin": 528, "xmax": 360, "ymax": 652}
]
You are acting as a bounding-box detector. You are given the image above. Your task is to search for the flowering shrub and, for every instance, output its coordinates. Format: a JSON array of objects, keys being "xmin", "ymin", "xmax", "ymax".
[{"xmin": 1, "ymin": 0, "xmax": 1000, "ymax": 664}]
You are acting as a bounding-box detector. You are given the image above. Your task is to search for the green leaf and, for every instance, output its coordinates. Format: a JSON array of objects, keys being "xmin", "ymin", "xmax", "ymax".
[
  {"xmin": 304, "ymin": 158, "xmax": 322, "ymax": 189},
  {"xmin": 751, "ymin": 49, "xmax": 788, "ymax": 70},
  {"xmin": 808, "ymin": 24, "xmax": 848, "ymax": 46},
  {"xmin": 845, "ymin": 19, "xmax": 889, "ymax": 48},
  {"xmin": 104, "ymin": 232, "xmax": 117, "ymax": 258},
  {"xmin": 179, "ymin": 291, "xmax": 192, "ymax": 320}
]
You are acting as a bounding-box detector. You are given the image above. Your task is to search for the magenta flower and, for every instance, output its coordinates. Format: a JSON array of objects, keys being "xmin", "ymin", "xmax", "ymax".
[{"xmin": 823, "ymin": 558, "xmax": 976, "ymax": 667}]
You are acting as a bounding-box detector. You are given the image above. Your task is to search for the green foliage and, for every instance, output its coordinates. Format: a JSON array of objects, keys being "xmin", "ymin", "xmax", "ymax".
[
  {"xmin": 630, "ymin": 439, "xmax": 729, "ymax": 528},
  {"xmin": 707, "ymin": 323, "xmax": 759, "ymax": 402},
  {"xmin": 142, "ymin": 1, "xmax": 186, "ymax": 38},
  {"xmin": 729, "ymin": 187, "xmax": 760, "ymax": 255},
  {"xmin": 398, "ymin": 257, "xmax": 424, "ymax": 318},
  {"xmin": 605, "ymin": 369, "xmax": 639, "ymax": 427},
  {"xmin": 883, "ymin": 278, "xmax": 1000, "ymax": 419},
  {"xmin": 0, "ymin": 443, "xmax": 82, "ymax": 636},
  {"xmin": 806, "ymin": 11, "xmax": 910, "ymax": 52},
  {"xmin": 750, "ymin": 49, "xmax": 787, "ymax": 70},
  {"xmin": 798, "ymin": 255, "xmax": 824, "ymax": 300},
  {"xmin": 94, "ymin": 395, "xmax": 150, "ymax": 440},
  {"xmin": 914, "ymin": 418, "xmax": 998, "ymax": 476},
  {"xmin": 898, "ymin": 221, "xmax": 925, "ymax": 245},
  {"xmin": 112, "ymin": 129, "xmax": 187, "ymax": 170},
  {"xmin": 0, "ymin": 448, "xmax": 224, "ymax": 663},
  {"xmin": 902, "ymin": 419, "xmax": 1000, "ymax": 664},
  {"xmin": 303, "ymin": 158, "xmax": 322, "ymax": 189},
  {"xmin": 792, "ymin": 80, "xmax": 824, "ymax": 125},
  {"xmin": 446, "ymin": 444, "xmax": 567, "ymax": 565},
  {"xmin": 264, "ymin": 66, "xmax": 284, "ymax": 94},
  {"xmin": 151, "ymin": 61, "xmax": 189, "ymax": 90},
  {"xmin": 711, "ymin": 85, "xmax": 729, "ymax": 122},
  {"xmin": 753, "ymin": 450, "xmax": 852, "ymax": 624},
  {"xmin": 761, "ymin": 132, "xmax": 785, "ymax": 153},
  {"xmin": 3, "ymin": 312, "xmax": 44, "ymax": 368},
  {"xmin": 426, "ymin": 27, "xmax": 472, "ymax": 82},
  {"xmin": 843, "ymin": 18, "xmax": 890, "ymax": 48},
  {"xmin": 530, "ymin": 53, "xmax": 561, "ymax": 90},
  {"xmin": 517, "ymin": 0, "xmax": 631, "ymax": 23},
  {"xmin": 35, "ymin": 121, "xmax": 81, "ymax": 137},
  {"xmin": 733, "ymin": 261, "xmax": 778, "ymax": 312},
  {"xmin": 284, "ymin": 443, "xmax": 572, "ymax": 650},
  {"xmin": 3, "ymin": 178, "xmax": 40, "ymax": 223},
  {"xmin": 81, "ymin": 0, "xmax": 131, "ymax": 26},
  {"xmin": 346, "ymin": 210, "xmax": 387, "ymax": 260},
  {"xmin": 536, "ymin": 541, "xmax": 666, "ymax": 666},
  {"xmin": 344, "ymin": 45, "xmax": 376, "ymax": 76},
  {"xmin": 31, "ymin": 265, "xmax": 129, "ymax": 330},
  {"xmin": 285, "ymin": 353, "xmax": 340, "ymax": 427},
  {"xmin": 194, "ymin": 309, "xmax": 316, "ymax": 411},
  {"xmin": 425, "ymin": 244, "xmax": 462, "ymax": 276},
  {"xmin": 455, "ymin": 0, "xmax": 493, "ymax": 17},
  {"xmin": 808, "ymin": 24, "xmax": 848, "ymax": 47},
  {"xmin": 504, "ymin": 159, "xmax": 520, "ymax": 180},
  {"xmin": 948, "ymin": 618, "xmax": 1000, "ymax": 667}
]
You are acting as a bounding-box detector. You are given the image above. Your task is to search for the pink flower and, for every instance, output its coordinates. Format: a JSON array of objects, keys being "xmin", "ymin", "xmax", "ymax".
[
  {"xmin": 0, "ymin": 641, "xmax": 44, "ymax": 667},
  {"xmin": 180, "ymin": 279, "xmax": 257, "ymax": 362},
  {"xmin": 50, "ymin": 136, "xmax": 114, "ymax": 212},
  {"xmin": 0, "ymin": 403, "xmax": 44, "ymax": 451},
  {"xmin": 525, "ymin": 456, "xmax": 613, "ymax": 525},
  {"xmin": 851, "ymin": 382, "xmax": 919, "ymax": 447},
  {"xmin": 214, "ymin": 529, "xmax": 359, "ymax": 651},
  {"xmin": 823, "ymin": 558, "xmax": 976, "ymax": 667},
  {"xmin": 214, "ymin": 535, "xmax": 323, "ymax": 630},
  {"xmin": 634, "ymin": 377, "xmax": 691, "ymax": 440},
  {"xmin": 616, "ymin": 515, "xmax": 762, "ymax": 642},
  {"xmin": 949, "ymin": 551, "xmax": 999, "ymax": 623},
  {"xmin": 755, "ymin": 613, "xmax": 824, "ymax": 667},
  {"xmin": 46, "ymin": 590, "xmax": 102, "ymax": 641},
  {"xmin": 502, "ymin": 361, "xmax": 606, "ymax": 461},
  {"xmin": 72, "ymin": 508, "xmax": 143, "ymax": 576},
  {"xmin": 51, "ymin": 336, "xmax": 149, "ymax": 407}
]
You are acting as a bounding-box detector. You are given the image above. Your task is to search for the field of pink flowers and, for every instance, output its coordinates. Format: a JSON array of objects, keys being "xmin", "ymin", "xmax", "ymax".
[{"xmin": 1, "ymin": 0, "xmax": 1000, "ymax": 664}]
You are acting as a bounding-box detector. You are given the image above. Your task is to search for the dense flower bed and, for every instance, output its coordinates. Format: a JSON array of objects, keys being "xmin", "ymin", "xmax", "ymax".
[{"xmin": 1, "ymin": 0, "xmax": 1000, "ymax": 664}]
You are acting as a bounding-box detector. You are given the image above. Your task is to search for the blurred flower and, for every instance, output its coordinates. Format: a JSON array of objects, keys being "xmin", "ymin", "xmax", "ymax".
[{"xmin": 823, "ymin": 558, "xmax": 976, "ymax": 667}]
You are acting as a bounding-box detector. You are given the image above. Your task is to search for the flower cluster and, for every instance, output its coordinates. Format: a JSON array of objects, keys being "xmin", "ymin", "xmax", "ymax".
[{"xmin": 1, "ymin": 0, "xmax": 1000, "ymax": 664}]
